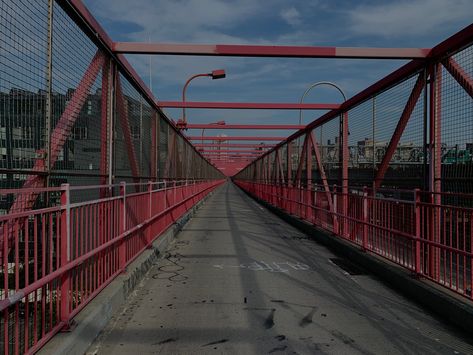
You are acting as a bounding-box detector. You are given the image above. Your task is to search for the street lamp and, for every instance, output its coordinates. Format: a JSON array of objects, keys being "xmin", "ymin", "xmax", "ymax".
[
  {"xmin": 177, "ymin": 69, "xmax": 226, "ymax": 129},
  {"xmin": 298, "ymin": 81, "xmax": 347, "ymax": 166},
  {"xmin": 299, "ymin": 81, "xmax": 346, "ymax": 125},
  {"xmin": 201, "ymin": 120, "xmax": 226, "ymax": 147}
]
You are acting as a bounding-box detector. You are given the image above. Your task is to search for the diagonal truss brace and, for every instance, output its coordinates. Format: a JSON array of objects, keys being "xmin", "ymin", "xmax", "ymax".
[
  {"xmin": 374, "ymin": 73, "xmax": 425, "ymax": 190},
  {"xmin": 116, "ymin": 75, "xmax": 141, "ymax": 188},
  {"xmin": 2, "ymin": 50, "xmax": 106, "ymax": 262},
  {"xmin": 442, "ymin": 57, "xmax": 473, "ymax": 99},
  {"xmin": 309, "ymin": 132, "xmax": 336, "ymax": 223},
  {"xmin": 9, "ymin": 50, "xmax": 106, "ymax": 212}
]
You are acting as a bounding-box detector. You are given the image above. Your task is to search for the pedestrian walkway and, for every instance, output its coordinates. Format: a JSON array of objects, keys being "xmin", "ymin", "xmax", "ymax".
[{"xmin": 87, "ymin": 182, "xmax": 473, "ymax": 355}]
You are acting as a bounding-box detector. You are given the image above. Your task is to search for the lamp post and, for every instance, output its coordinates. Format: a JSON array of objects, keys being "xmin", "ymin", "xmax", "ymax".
[
  {"xmin": 299, "ymin": 81, "xmax": 346, "ymax": 125},
  {"xmin": 177, "ymin": 69, "xmax": 226, "ymax": 130},
  {"xmin": 299, "ymin": 81, "xmax": 348, "ymax": 236},
  {"xmin": 298, "ymin": 81, "xmax": 347, "ymax": 162},
  {"xmin": 201, "ymin": 120, "xmax": 226, "ymax": 147}
]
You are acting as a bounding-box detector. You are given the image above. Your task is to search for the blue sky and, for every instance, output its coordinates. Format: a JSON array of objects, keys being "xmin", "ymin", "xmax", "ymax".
[{"xmin": 82, "ymin": 0, "xmax": 473, "ymax": 139}]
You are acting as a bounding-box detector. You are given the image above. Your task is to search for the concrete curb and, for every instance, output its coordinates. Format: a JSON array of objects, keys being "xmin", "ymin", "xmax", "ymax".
[
  {"xmin": 238, "ymin": 186, "xmax": 473, "ymax": 337},
  {"xmin": 39, "ymin": 186, "xmax": 221, "ymax": 355}
]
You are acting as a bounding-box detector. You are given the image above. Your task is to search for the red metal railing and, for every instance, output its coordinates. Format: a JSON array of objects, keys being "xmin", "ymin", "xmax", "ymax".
[
  {"xmin": 0, "ymin": 179, "xmax": 223, "ymax": 354},
  {"xmin": 235, "ymin": 181, "xmax": 473, "ymax": 301}
]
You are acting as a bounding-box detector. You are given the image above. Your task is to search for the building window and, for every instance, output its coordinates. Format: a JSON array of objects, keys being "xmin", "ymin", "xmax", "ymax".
[
  {"xmin": 72, "ymin": 126, "xmax": 88, "ymax": 140},
  {"xmin": 131, "ymin": 125, "xmax": 140, "ymax": 140}
]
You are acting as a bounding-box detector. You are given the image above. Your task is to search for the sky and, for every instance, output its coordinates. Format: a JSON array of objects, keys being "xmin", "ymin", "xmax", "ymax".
[{"xmin": 82, "ymin": 0, "xmax": 473, "ymax": 141}]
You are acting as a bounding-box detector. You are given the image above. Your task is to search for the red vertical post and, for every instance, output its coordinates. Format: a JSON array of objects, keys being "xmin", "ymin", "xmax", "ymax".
[
  {"xmin": 100, "ymin": 59, "xmax": 110, "ymax": 197},
  {"xmin": 286, "ymin": 143, "xmax": 292, "ymax": 211},
  {"xmin": 119, "ymin": 182, "xmax": 127, "ymax": 271},
  {"xmin": 333, "ymin": 184, "xmax": 339, "ymax": 235},
  {"xmin": 414, "ymin": 188, "xmax": 421, "ymax": 275},
  {"xmin": 362, "ymin": 186, "xmax": 368, "ymax": 250},
  {"xmin": 306, "ymin": 136, "xmax": 312, "ymax": 221},
  {"xmin": 147, "ymin": 181, "xmax": 153, "ymax": 247},
  {"xmin": 341, "ymin": 112, "xmax": 349, "ymax": 238},
  {"xmin": 60, "ymin": 184, "xmax": 71, "ymax": 329},
  {"xmin": 151, "ymin": 114, "xmax": 157, "ymax": 181},
  {"xmin": 429, "ymin": 63, "xmax": 442, "ymax": 280}
]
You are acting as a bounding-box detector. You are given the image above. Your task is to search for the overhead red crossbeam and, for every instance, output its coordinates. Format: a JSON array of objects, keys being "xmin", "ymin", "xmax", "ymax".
[
  {"xmin": 157, "ymin": 101, "xmax": 339, "ymax": 110},
  {"xmin": 200, "ymin": 149, "xmax": 264, "ymax": 153},
  {"xmin": 194, "ymin": 143, "xmax": 274, "ymax": 148},
  {"xmin": 113, "ymin": 42, "xmax": 430, "ymax": 59},
  {"xmin": 188, "ymin": 136, "xmax": 285, "ymax": 141},
  {"xmin": 187, "ymin": 124, "xmax": 305, "ymax": 130}
]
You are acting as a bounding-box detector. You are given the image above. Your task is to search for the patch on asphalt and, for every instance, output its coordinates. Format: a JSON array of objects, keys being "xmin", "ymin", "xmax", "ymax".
[
  {"xmin": 299, "ymin": 307, "xmax": 317, "ymax": 327},
  {"xmin": 264, "ymin": 309, "xmax": 276, "ymax": 329},
  {"xmin": 202, "ymin": 339, "xmax": 228, "ymax": 347},
  {"xmin": 154, "ymin": 338, "xmax": 177, "ymax": 345},
  {"xmin": 329, "ymin": 258, "xmax": 366, "ymax": 275}
]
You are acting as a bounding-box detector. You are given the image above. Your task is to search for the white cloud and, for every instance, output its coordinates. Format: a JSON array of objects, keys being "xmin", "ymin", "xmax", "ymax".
[
  {"xmin": 348, "ymin": 0, "xmax": 473, "ymax": 37},
  {"xmin": 280, "ymin": 7, "xmax": 302, "ymax": 26},
  {"xmin": 88, "ymin": 0, "xmax": 264, "ymax": 42}
]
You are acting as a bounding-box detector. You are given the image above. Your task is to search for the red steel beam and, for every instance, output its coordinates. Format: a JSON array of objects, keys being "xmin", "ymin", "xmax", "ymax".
[
  {"xmin": 116, "ymin": 75, "xmax": 141, "ymax": 187},
  {"xmin": 2, "ymin": 50, "xmax": 106, "ymax": 263},
  {"xmin": 203, "ymin": 152, "xmax": 261, "ymax": 155},
  {"xmin": 231, "ymin": 24, "xmax": 473, "ymax": 170},
  {"xmin": 374, "ymin": 73, "xmax": 425, "ymax": 190},
  {"xmin": 188, "ymin": 136, "xmax": 285, "ymax": 141},
  {"xmin": 200, "ymin": 149, "xmax": 264, "ymax": 153},
  {"xmin": 61, "ymin": 1, "xmax": 222, "ymax": 171},
  {"xmin": 157, "ymin": 101, "xmax": 339, "ymax": 110},
  {"xmin": 309, "ymin": 131, "xmax": 336, "ymax": 225},
  {"xmin": 100, "ymin": 59, "xmax": 110, "ymax": 195},
  {"xmin": 194, "ymin": 143, "xmax": 274, "ymax": 148},
  {"xmin": 151, "ymin": 113, "xmax": 157, "ymax": 180},
  {"xmin": 10, "ymin": 50, "xmax": 105, "ymax": 206},
  {"xmin": 113, "ymin": 42, "xmax": 430, "ymax": 59},
  {"xmin": 187, "ymin": 124, "xmax": 305, "ymax": 130},
  {"xmin": 442, "ymin": 57, "xmax": 473, "ymax": 99}
]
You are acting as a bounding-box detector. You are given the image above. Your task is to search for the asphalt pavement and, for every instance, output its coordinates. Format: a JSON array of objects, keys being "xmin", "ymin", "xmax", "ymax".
[{"xmin": 87, "ymin": 182, "xmax": 473, "ymax": 355}]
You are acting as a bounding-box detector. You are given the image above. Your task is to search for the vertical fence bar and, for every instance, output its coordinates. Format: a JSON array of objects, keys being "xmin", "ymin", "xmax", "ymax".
[
  {"xmin": 45, "ymin": 0, "xmax": 54, "ymax": 190},
  {"xmin": 414, "ymin": 188, "xmax": 421, "ymax": 275},
  {"xmin": 147, "ymin": 181, "xmax": 153, "ymax": 246},
  {"xmin": 333, "ymin": 185, "xmax": 339, "ymax": 235},
  {"xmin": 362, "ymin": 186, "xmax": 368, "ymax": 250},
  {"xmin": 119, "ymin": 182, "xmax": 127, "ymax": 270},
  {"xmin": 341, "ymin": 112, "xmax": 349, "ymax": 238},
  {"xmin": 60, "ymin": 184, "xmax": 71, "ymax": 330}
]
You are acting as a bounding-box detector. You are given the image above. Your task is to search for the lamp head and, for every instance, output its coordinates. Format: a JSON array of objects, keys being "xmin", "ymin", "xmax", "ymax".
[{"xmin": 210, "ymin": 69, "xmax": 226, "ymax": 79}]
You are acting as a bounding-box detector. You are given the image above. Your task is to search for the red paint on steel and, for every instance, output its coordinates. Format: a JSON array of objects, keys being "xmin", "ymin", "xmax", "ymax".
[
  {"xmin": 61, "ymin": 1, "xmax": 218, "ymax": 167},
  {"xmin": 194, "ymin": 143, "xmax": 274, "ymax": 148},
  {"xmin": 0, "ymin": 50, "xmax": 105, "ymax": 263},
  {"xmin": 374, "ymin": 74, "xmax": 425, "ymax": 190},
  {"xmin": 151, "ymin": 113, "xmax": 157, "ymax": 180},
  {"xmin": 0, "ymin": 180, "xmax": 223, "ymax": 351},
  {"xmin": 234, "ymin": 181, "xmax": 473, "ymax": 301},
  {"xmin": 187, "ymin": 124, "xmax": 306, "ymax": 130},
  {"xmin": 442, "ymin": 57, "xmax": 473, "ymax": 99},
  {"xmin": 157, "ymin": 101, "xmax": 340, "ymax": 110},
  {"xmin": 200, "ymin": 150, "xmax": 264, "ymax": 153},
  {"xmin": 113, "ymin": 42, "xmax": 429, "ymax": 59},
  {"xmin": 100, "ymin": 59, "xmax": 110, "ymax": 195},
  {"xmin": 116, "ymin": 76, "xmax": 141, "ymax": 188},
  {"xmin": 188, "ymin": 136, "xmax": 285, "ymax": 141},
  {"xmin": 309, "ymin": 132, "xmax": 335, "ymax": 222}
]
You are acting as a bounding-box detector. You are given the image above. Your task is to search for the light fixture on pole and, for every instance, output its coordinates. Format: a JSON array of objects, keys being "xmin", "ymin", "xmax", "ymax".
[
  {"xmin": 201, "ymin": 120, "xmax": 226, "ymax": 147},
  {"xmin": 299, "ymin": 81, "xmax": 346, "ymax": 125},
  {"xmin": 177, "ymin": 69, "xmax": 226, "ymax": 130}
]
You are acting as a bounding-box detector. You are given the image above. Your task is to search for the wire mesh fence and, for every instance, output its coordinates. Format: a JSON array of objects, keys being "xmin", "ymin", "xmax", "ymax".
[{"xmin": 0, "ymin": 0, "xmax": 220, "ymax": 216}]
